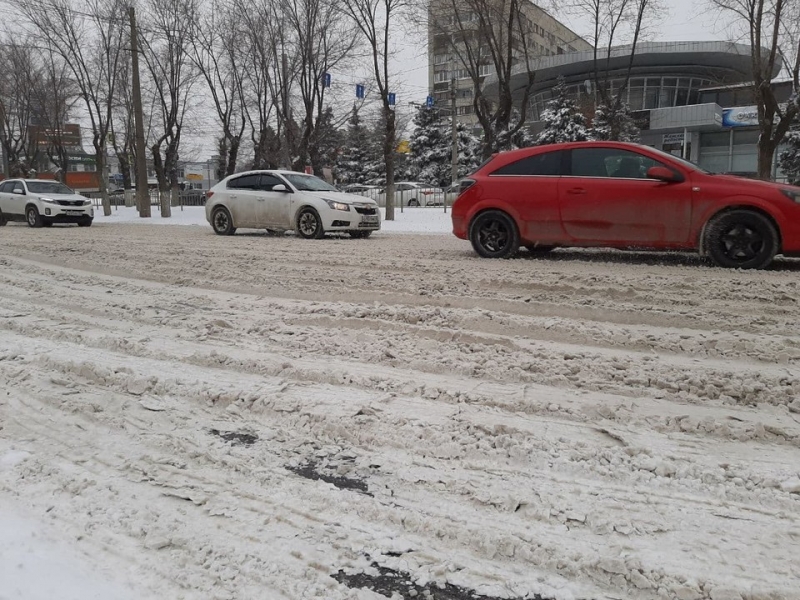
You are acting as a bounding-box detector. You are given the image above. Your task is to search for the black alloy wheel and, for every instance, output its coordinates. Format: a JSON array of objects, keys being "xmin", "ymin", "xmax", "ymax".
[
  {"xmin": 704, "ymin": 209, "xmax": 778, "ymax": 269},
  {"xmin": 469, "ymin": 210, "xmax": 520, "ymax": 259}
]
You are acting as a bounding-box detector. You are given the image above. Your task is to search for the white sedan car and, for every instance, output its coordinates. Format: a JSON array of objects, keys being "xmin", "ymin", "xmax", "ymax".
[
  {"xmin": 377, "ymin": 182, "xmax": 444, "ymax": 207},
  {"xmin": 205, "ymin": 170, "xmax": 380, "ymax": 238},
  {"xmin": 0, "ymin": 179, "xmax": 94, "ymax": 227}
]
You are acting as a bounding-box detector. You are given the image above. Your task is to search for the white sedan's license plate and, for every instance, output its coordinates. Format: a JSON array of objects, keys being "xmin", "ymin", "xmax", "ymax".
[
  {"xmin": 361, "ymin": 215, "xmax": 379, "ymax": 224},
  {"xmin": 64, "ymin": 210, "xmax": 84, "ymax": 215}
]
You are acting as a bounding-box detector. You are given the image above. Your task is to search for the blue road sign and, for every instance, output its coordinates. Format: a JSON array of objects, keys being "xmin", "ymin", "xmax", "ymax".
[
  {"xmin": 323, "ymin": 73, "xmax": 331, "ymax": 88},
  {"xmin": 426, "ymin": 95, "xmax": 434, "ymax": 107},
  {"xmin": 356, "ymin": 84, "xmax": 365, "ymax": 99},
  {"xmin": 388, "ymin": 92, "xmax": 396, "ymax": 106}
]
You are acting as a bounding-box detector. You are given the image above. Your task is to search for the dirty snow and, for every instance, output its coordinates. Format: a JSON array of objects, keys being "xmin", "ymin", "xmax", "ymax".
[{"xmin": 1, "ymin": 223, "xmax": 799, "ymax": 600}]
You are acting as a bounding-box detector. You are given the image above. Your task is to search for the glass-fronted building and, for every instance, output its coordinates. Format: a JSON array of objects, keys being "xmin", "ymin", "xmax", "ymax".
[{"xmin": 484, "ymin": 41, "xmax": 790, "ymax": 179}]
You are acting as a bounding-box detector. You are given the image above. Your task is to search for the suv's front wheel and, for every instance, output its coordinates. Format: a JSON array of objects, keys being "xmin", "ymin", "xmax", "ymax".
[{"xmin": 26, "ymin": 206, "xmax": 43, "ymax": 228}]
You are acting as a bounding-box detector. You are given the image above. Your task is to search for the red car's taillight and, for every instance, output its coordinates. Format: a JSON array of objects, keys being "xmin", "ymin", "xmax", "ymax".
[
  {"xmin": 206, "ymin": 191, "xmax": 214, "ymax": 200},
  {"xmin": 459, "ymin": 179, "xmax": 475, "ymax": 195}
]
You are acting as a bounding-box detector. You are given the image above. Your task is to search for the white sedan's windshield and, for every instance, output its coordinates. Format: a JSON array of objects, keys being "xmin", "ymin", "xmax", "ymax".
[
  {"xmin": 283, "ymin": 173, "xmax": 338, "ymax": 192},
  {"xmin": 26, "ymin": 181, "xmax": 75, "ymax": 194}
]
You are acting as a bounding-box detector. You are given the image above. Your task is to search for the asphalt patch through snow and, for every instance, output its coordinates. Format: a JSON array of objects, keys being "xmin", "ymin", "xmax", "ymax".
[
  {"xmin": 333, "ymin": 561, "xmax": 548, "ymax": 600},
  {"xmin": 287, "ymin": 460, "xmax": 371, "ymax": 495},
  {"xmin": 208, "ymin": 428, "xmax": 258, "ymax": 446}
]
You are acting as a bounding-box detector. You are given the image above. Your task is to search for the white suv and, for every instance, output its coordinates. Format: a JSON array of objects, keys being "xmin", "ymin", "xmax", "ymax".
[
  {"xmin": 0, "ymin": 179, "xmax": 94, "ymax": 227},
  {"xmin": 205, "ymin": 170, "xmax": 381, "ymax": 238}
]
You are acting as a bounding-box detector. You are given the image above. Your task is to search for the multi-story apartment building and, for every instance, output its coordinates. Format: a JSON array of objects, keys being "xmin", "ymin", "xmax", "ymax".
[{"xmin": 427, "ymin": 0, "xmax": 590, "ymax": 125}]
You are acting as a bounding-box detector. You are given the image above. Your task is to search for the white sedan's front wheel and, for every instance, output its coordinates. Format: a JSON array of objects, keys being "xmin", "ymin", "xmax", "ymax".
[{"xmin": 296, "ymin": 207, "xmax": 324, "ymax": 239}]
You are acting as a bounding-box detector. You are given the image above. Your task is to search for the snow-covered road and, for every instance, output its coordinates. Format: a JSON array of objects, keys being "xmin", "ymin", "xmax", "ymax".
[{"xmin": 1, "ymin": 222, "xmax": 799, "ymax": 600}]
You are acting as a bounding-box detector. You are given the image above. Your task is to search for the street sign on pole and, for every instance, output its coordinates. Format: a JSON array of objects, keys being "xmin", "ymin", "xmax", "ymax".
[
  {"xmin": 356, "ymin": 84, "xmax": 365, "ymax": 99},
  {"xmin": 388, "ymin": 93, "xmax": 396, "ymax": 106},
  {"xmin": 323, "ymin": 73, "xmax": 331, "ymax": 88},
  {"xmin": 426, "ymin": 95, "xmax": 434, "ymax": 107}
]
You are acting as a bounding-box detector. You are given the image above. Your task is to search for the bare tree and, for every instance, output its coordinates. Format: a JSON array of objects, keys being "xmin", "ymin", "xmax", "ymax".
[
  {"xmin": 563, "ymin": 0, "xmax": 660, "ymax": 140},
  {"xmin": 30, "ymin": 51, "xmax": 80, "ymax": 181},
  {"xmin": 341, "ymin": 0, "xmax": 408, "ymax": 220},
  {"xmin": 19, "ymin": 0, "xmax": 128, "ymax": 216},
  {"xmin": 238, "ymin": 0, "xmax": 300, "ymax": 169},
  {"xmin": 710, "ymin": 0, "xmax": 800, "ymax": 178},
  {"xmin": 426, "ymin": 0, "xmax": 544, "ymax": 157},
  {"xmin": 190, "ymin": 0, "xmax": 248, "ymax": 178},
  {"xmin": 110, "ymin": 53, "xmax": 137, "ymax": 203},
  {"xmin": 0, "ymin": 40, "xmax": 41, "ymax": 175},
  {"xmin": 284, "ymin": 0, "xmax": 359, "ymax": 175},
  {"xmin": 138, "ymin": 0, "xmax": 199, "ymax": 216}
]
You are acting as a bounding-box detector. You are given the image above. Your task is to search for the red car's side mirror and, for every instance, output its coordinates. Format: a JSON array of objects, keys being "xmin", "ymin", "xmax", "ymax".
[{"xmin": 647, "ymin": 166, "xmax": 682, "ymax": 183}]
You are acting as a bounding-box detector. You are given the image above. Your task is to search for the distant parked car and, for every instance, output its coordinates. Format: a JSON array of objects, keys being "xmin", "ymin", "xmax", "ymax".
[
  {"xmin": 377, "ymin": 182, "xmax": 444, "ymax": 207},
  {"xmin": 452, "ymin": 140, "xmax": 800, "ymax": 269},
  {"xmin": 341, "ymin": 184, "xmax": 380, "ymax": 196},
  {"xmin": 0, "ymin": 179, "xmax": 94, "ymax": 227},
  {"xmin": 205, "ymin": 170, "xmax": 380, "ymax": 238}
]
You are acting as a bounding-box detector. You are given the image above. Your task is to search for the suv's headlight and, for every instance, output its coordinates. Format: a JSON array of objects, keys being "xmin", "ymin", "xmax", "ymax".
[
  {"xmin": 781, "ymin": 188, "xmax": 800, "ymax": 203},
  {"xmin": 39, "ymin": 196, "xmax": 58, "ymax": 204},
  {"xmin": 324, "ymin": 199, "xmax": 350, "ymax": 211}
]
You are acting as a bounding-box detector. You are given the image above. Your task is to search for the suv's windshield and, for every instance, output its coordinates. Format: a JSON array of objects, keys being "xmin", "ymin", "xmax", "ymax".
[
  {"xmin": 282, "ymin": 173, "xmax": 338, "ymax": 192},
  {"xmin": 26, "ymin": 181, "xmax": 75, "ymax": 194}
]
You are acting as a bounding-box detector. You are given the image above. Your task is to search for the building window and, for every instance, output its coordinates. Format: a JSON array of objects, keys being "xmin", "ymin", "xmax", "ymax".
[
  {"xmin": 478, "ymin": 64, "xmax": 492, "ymax": 77},
  {"xmin": 434, "ymin": 54, "xmax": 449, "ymax": 65},
  {"xmin": 456, "ymin": 106, "xmax": 474, "ymax": 115},
  {"xmin": 434, "ymin": 70, "xmax": 450, "ymax": 83}
]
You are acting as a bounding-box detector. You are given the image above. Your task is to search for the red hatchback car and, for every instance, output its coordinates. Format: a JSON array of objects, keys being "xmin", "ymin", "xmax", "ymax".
[{"xmin": 451, "ymin": 141, "xmax": 800, "ymax": 269}]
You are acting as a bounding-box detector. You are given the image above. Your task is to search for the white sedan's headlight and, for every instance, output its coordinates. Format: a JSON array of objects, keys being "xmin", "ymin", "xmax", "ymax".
[{"xmin": 324, "ymin": 199, "xmax": 350, "ymax": 211}]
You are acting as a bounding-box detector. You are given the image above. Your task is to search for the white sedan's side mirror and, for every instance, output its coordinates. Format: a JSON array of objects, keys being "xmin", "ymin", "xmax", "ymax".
[
  {"xmin": 272, "ymin": 184, "xmax": 288, "ymax": 192},
  {"xmin": 12, "ymin": 188, "xmax": 24, "ymax": 195}
]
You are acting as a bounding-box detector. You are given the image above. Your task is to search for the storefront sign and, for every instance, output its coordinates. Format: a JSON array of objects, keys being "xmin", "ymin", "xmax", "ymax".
[
  {"xmin": 662, "ymin": 132, "xmax": 685, "ymax": 145},
  {"xmin": 722, "ymin": 106, "xmax": 759, "ymax": 127}
]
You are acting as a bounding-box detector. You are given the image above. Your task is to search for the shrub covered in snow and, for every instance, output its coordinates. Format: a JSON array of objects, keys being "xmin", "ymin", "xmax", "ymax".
[
  {"xmin": 778, "ymin": 125, "xmax": 800, "ymax": 185},
  {"xmin": 591, "ymin": 102, "xmax": 639, "ymax": 142},
  {"xmin": 536, "ymin": 76, "xmax": 591, "ymax": 145}
]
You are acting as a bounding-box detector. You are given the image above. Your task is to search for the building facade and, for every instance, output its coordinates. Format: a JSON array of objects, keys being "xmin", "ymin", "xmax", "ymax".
[
  {"xmin": 427, "ymin": 0, "xmax": 591, "ymax": 125},
  {"xmin": 484, "ymin": 41, "xmax": 792, "ymax": 178}
]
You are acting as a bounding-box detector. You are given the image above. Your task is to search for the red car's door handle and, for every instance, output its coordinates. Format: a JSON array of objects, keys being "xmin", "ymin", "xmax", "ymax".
[{"xmin": 566, "ymin": 188, "xmax": 587, "ymax": 195}]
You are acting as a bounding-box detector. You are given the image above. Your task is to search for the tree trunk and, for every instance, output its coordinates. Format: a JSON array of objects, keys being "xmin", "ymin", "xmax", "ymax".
[
  {"xmin": 95, "ymin": 146, "xmax": 111, "ymax": 216},
  {"xmin": 160, "ymin": 190, "xmax": 171, "ymax": 217},
  {"xmin": 384, "ymin": 106, "xmax": 396, "ymax": 221},
  {"xmin": 226, "ymin": 136, "xmax": 240, "ymax": 177},
  {"xmin": 757, "ymin": 137, "xmax": 776, "ymax": 180}
]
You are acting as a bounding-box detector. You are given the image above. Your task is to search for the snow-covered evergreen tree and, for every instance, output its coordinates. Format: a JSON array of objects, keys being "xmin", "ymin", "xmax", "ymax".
[
  {"xmin": 407, "ymin": 106, "xmax": 482, "ymax": 186},
  {"xmin": 536, "ymin": 76, "xmax": 590, "ymax": 145},
  {"xmin": 408, "ymin": 106, "xmax": 450, "ymax": 184},
  {"xmin": 591, "ymin": 102, "xmax": 639, "ymax": 142},
  {"xmin": 494, "ymin": 108, "xmax": 535, "ymax": 152},
  {"xmin": 334, "ymin": 109, "xmax": 382, "ymax": 185},
  {"xmin": 778, "ymin": 125, "xmax": 800, "ymax": 185}
]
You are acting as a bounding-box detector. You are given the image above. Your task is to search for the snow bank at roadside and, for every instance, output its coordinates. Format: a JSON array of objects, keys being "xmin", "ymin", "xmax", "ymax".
[{"xmin": 93, "ymin": 205, "xmax": 453, "ymax": 234}]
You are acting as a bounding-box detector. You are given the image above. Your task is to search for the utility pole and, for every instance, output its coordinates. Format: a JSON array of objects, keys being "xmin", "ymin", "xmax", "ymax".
[
  {"xmin": 129, "ymin": 6, "xmax": 150, "ymax": 217},
  {"xmin": 449, "ymin": 77, "xmax": 458, "ymax": 213}
]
